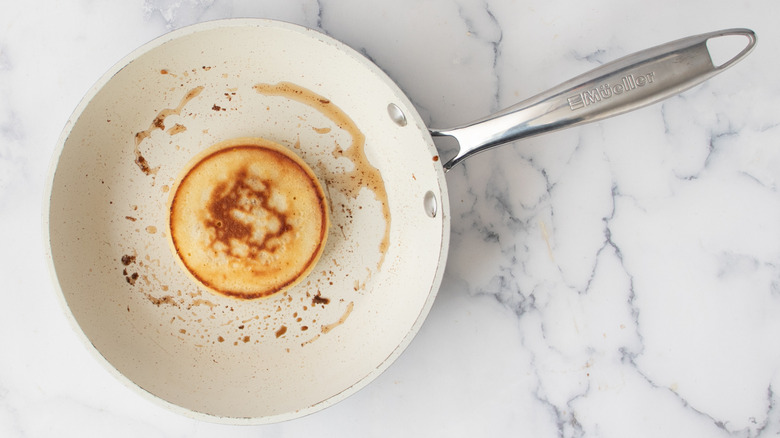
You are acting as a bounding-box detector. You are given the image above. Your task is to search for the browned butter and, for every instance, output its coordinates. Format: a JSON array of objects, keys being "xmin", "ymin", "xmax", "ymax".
[{"xmin": 253, "ymin": 82, "xmax": 391, "ymax": 268}]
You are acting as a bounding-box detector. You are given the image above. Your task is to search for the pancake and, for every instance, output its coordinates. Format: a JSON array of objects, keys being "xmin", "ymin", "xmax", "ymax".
[{"xmin": 168, "ymin": 137, "xmax": 329, "ymax": 300}]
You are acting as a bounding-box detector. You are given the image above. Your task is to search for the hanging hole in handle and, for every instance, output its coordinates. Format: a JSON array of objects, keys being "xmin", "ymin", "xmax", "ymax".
[{"xmin": 706, "ymin": 31, "xmax": 756, "ymax": 69}]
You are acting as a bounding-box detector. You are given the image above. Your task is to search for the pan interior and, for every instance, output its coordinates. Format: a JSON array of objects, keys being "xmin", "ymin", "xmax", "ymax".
[{"xmin": 46, "ymin": 20, "xmax": 448, "ymax": 422}]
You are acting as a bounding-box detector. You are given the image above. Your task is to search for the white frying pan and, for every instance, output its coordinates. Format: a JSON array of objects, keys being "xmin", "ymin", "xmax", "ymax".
[{"xmin": 44, "ymin": 20, "xmax": 755, "ymax": 423}]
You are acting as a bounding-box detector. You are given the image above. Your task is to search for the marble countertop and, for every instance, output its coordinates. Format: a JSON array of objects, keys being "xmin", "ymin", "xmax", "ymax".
[{"xmin": 2, "ymin": 0, "xmax": 779, "ymax": 436}]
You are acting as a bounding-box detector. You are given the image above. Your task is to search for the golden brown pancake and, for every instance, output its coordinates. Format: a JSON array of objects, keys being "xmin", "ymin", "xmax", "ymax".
[{"xmin": 168, "ymin": 137, "xmax": 329, "ymax": 300}]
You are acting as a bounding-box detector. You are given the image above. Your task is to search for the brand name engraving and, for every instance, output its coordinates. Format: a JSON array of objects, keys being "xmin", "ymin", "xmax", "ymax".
[{"xmin": 567, "ymin": 72, "xmax": 656, "ymax": 110}]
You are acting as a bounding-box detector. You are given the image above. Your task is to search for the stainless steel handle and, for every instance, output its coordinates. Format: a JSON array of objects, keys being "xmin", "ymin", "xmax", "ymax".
[{"xmin": 431, "ymin": 28, "xmax": 757, "ymax": 171}]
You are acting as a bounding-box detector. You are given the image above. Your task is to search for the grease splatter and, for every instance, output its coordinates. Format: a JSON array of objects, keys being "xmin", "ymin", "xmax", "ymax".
[
  {"xmin": 133, "ymin": 86, "xmax": 204, "ymax": 176},
  {"xmin": 253, "ymin": 82, "xmax": 391, "ymax": 270}
]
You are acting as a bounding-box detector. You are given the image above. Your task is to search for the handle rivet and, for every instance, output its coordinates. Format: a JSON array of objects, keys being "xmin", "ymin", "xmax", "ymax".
[
  {"xmin": 387, "ymin": 103, "xmax": 407, "ymax": 127},
  {"xmin": 424, "ymin": 191, "xmax": 437, "ymax": 218}
]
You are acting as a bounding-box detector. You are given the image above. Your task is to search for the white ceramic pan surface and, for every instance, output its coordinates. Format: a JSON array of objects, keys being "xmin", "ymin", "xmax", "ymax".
[
  {"xmin": 44, "ymin": 19, "xmax": 755, "ymax": 423},
  {"xmin": 46, "ymin": 20, "xmax": 448, "ymax": 423}
]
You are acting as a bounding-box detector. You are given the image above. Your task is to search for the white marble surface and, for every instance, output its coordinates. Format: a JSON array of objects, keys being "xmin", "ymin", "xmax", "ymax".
[{"xmin": 2, "ymin": 0, "xmax": 779, "ymax": 436}]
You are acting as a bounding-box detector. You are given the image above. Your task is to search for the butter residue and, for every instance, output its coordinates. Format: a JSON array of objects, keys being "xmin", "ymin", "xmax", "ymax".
[{"xmin": 253, "ymin": 82, "xmax": 391, "ymax": 269}]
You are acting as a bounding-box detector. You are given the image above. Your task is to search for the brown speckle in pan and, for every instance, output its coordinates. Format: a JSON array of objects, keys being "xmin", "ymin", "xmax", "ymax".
[
  {"xmin": 146, "ymin": 294, "xmax": 177, "ymax": 307},
  {"xmin": 125, "ymin": 272, "xmax": 139, "ymax": 285},
  {"xmin": 312, "ymin": 292, "xmax": 330, "ymax": 306},
  {"xmin": 166, "ymin": 123, "xmax": 187, "ymax": 135}
]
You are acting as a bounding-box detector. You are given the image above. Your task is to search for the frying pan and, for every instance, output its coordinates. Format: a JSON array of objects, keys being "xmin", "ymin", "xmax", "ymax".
[{"xmin": 44, "ymin": 20, "xmax": 755, "ymax": 423}]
